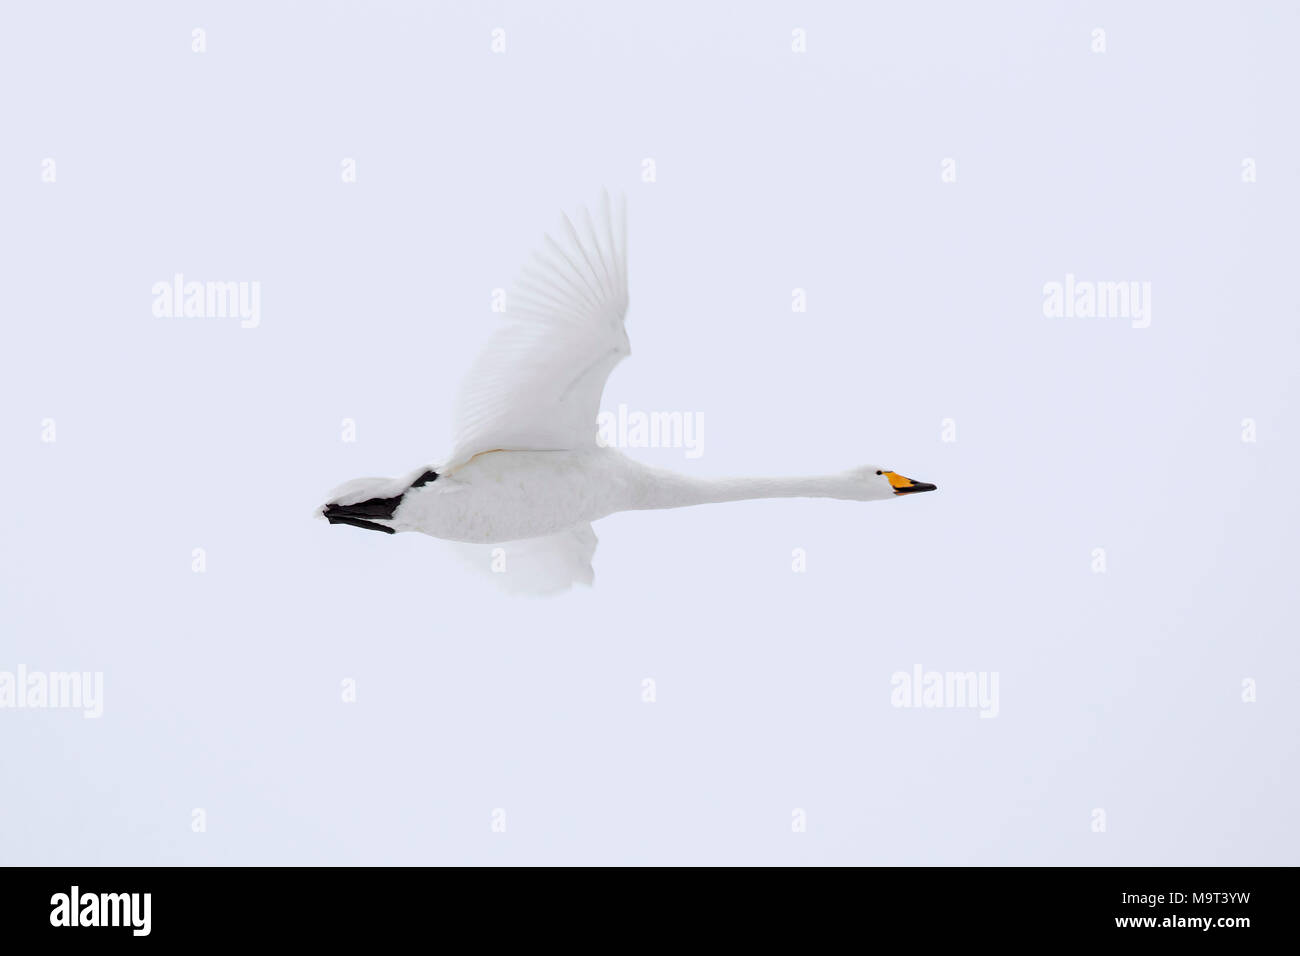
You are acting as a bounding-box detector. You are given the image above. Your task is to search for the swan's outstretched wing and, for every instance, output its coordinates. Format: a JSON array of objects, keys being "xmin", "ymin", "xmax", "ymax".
[
  {"xmin": 445, "ymin": 192, "xmax": 629, "ymax": 470},
  {"xmin": 447, "ymin": 524, "xmax": 598, "ymax": 595}
]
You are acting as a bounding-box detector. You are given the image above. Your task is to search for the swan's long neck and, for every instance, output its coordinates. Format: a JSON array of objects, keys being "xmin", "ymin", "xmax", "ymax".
[{"xmin": 628, "ymin": 465, "xmax": 871, "ymax": 511}]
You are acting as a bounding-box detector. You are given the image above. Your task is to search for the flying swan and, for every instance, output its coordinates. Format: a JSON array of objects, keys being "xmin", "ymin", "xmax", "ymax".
[{"xmin": 317, "ymin": 193, "xmax": 936, "ymax": 592}]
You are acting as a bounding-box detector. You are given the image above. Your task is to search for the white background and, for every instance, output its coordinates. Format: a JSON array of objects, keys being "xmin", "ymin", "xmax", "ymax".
[{"xmin": 1, "ymin": 1, "xmax": 1296, "ymax": 864}]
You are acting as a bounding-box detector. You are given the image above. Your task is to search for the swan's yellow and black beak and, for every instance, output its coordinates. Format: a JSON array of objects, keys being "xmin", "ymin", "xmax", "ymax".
[{"xmin": 885, "ymin": 471, "xmax": 937, "ymax": 496}]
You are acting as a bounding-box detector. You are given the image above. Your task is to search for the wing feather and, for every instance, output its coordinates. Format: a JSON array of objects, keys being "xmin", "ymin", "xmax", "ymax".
[
  {"xmin": 447, "ymin": 523, "xmax": 598, "ymax": 595},
  {"xmin": 445, "ymin": 192, "xmax": 629, "ymax": 470}
]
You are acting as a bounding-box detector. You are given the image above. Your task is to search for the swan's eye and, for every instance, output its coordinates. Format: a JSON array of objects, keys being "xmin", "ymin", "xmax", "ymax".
[{"xmin": 876, "ymin": 470, "xmax": 883, "ymax": 475}]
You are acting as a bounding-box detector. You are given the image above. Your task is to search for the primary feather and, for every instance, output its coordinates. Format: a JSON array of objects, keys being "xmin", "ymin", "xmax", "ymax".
[{"xmin": 445, "ymin": 190, "xmax": 629, "ymax": 471}]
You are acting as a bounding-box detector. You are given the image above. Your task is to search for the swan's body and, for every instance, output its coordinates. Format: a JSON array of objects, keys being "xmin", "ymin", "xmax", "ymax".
[
  {"xmin": 389, "ymin": 448, "xmax": 910, "ymax": 544},
  {"xmin": 399, "ymin": 449, "xmax": 630, "ymax": 544},
  {"xmin": 318, "ymin": 193, "xmax": 935, "ymax": 592}
]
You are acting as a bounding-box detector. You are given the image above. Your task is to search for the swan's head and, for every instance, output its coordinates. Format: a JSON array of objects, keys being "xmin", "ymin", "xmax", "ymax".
[{"xmin": 865, "ymin": 468, "xmax": 937, "ymax": 500}]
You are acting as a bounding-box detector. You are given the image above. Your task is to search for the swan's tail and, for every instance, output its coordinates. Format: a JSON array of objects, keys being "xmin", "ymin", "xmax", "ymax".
[{"xmin": 314, "ymin": 468, "xmax": 438, "ymax": 534}]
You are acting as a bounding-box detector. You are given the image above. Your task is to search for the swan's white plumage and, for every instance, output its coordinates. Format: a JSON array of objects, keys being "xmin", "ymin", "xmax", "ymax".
[
  {"xmin": 445, "ymin": 191, "xmax": 629, "ymax": 470},
  {"xmin": 319, "ymin": 466, "xmax": 432, "ymax": 509},
  {"xmin": 319, "ymin": 193, "xmax": 936, "ymax": 594},
  {"xmin": 448, "ymin": 523, "xmax": 598, "ymax": 594}
]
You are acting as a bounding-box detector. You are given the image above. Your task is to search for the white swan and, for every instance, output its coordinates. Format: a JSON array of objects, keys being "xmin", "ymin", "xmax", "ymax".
[{"xmin": 318, "ymin": 193, "xmax": 935, "ymax": 592}]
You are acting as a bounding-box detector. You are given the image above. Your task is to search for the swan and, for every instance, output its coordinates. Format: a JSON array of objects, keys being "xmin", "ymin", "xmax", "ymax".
[{"xmin": 317, "ymin": 192, "xmax": 936, "ymax": 592}]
